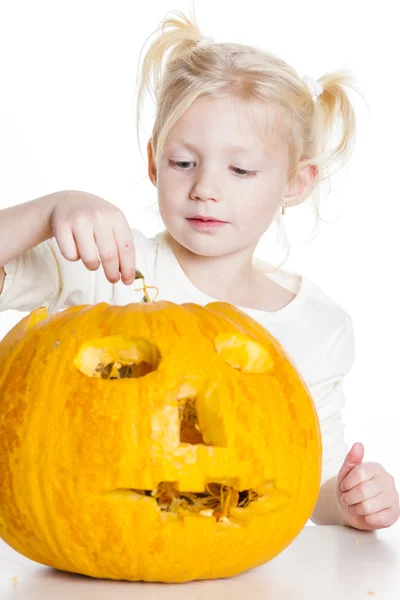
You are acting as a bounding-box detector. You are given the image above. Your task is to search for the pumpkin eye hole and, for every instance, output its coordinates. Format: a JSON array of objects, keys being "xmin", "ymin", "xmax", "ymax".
[
  {"xmin": 74, "ymin": 335, "xmax": 161, "ymax": 379},
  {"xmin": 214, "ymin": 333, "xmax": 275, "ymax": 374}
]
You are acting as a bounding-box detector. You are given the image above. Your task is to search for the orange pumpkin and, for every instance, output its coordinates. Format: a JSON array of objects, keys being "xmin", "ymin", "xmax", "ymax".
[{"xmin": 0, "ymin": 299, "xmax": 321, "ymax": 582}]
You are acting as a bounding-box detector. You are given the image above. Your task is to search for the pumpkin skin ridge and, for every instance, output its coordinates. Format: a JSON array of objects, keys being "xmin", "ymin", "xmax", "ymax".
[
  {"xmin": 0, "ymin": 301, "xmax": 322, "ymax": 582},
  {"xmin": 181, "ymin": 301, "xmax": 250, "ymax": 342},
  {"xmin": 39, "ymin": 302, "xmax": 113, "ymax": 559},
  {"xmin": 0, "ymin": 306, "xmax": 63, "ymax": 557},
  {"xmin": 0, "ymin": 303, "xmax": 113, "ymax": 566},
  {"xmin": 1, "ymin": 305, "xmax": 110, "ymax": 566},
  {"xmin": 0, "ymin": 309, "xmax": 51, "ymax": 390},
  {"xmin": 0, "ymin": 304, "xmax": 99, "ymax": 389}
]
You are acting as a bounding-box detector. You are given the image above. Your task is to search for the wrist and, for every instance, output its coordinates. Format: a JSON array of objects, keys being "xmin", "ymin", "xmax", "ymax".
[
  {"xmin": 46, "ymin": 190, "xmax": 88, "ymax": 239},
  {"xmin": 0, "ymin": 191, "xmax": 67, "ymax": 268},
  {"xmin": 44, "ymin": 190, "xmax": 71, "ymax": 227},
  {"xmin": 311, "ymin": 475, "xmax": 349, "ymax": 526},
  {"xmin": 335, "ymin": 492, "xmax": 351, "ymax": 527}
]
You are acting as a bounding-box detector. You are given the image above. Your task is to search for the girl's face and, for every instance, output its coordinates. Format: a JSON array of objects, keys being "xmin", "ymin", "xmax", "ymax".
[{"xmin": 152, "ymin": 95, "xmax": 292, "ymax": 258}]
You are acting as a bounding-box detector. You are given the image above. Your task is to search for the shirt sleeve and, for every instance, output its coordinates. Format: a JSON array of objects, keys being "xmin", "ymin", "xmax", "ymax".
[
  {"xmin": 0, "ymin": 237, "xmax": 113, "ymax": 313},
  {"xmin": 311, "ymin": 314, "xmax": 356, "ymax": 487}
]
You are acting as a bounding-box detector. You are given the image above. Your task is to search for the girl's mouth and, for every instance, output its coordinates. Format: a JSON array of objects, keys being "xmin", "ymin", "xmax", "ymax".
[{"xmin": 187, "ymin": 218, "xmax": 227, "ymax": 230}]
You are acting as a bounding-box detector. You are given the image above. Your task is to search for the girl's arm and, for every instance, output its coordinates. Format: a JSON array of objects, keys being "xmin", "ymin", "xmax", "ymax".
[
  {"xmin": 311, "ymin": 475, "xmax": 347, "ymax": 525},
  {"xmin": 0, "ymin": 190, "xmax": 136, "ymax": 314},
  {"xmin": 0, "ymin": 191, "xmax": 61, "ymax": 294},
  {"xmin": 0, "ymin": 190, "xmax": 136, "ymax": 300}
]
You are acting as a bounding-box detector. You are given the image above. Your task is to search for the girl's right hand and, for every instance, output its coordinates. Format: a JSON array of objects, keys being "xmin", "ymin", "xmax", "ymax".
[{"xmin": 50, "ymin": 191, "xmax": 136, "ymax": 285}]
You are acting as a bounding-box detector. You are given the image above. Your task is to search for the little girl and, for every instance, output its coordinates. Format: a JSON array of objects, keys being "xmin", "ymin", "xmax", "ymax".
[{"xmin": 0, "ymin": 9, "xmax": 398, "ymax": 531}]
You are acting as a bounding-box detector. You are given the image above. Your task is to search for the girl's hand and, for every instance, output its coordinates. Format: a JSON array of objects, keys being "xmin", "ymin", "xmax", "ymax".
[
  {"xmin": 336, "ymin": 442, "xmax": 400, "ymax": 530},
  {"xmin": 50, "ymin": 190, "xmax": 136, "ymax": 285}
]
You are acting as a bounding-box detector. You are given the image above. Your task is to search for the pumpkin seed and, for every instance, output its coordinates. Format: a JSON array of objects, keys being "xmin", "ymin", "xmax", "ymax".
[{"xmin": 132, "ymin": 481, "xmax": 264, "ymax": 521}]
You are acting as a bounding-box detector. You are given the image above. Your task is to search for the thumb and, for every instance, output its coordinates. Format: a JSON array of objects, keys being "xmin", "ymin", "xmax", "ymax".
[{"xmin": 337, "ymin": 442, "xmax": 365, "ymax": 488}]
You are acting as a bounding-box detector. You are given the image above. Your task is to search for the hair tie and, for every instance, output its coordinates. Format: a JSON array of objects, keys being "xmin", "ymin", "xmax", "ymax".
[
  {"xmin": 197, "ymin": 35, "xmax": 215, "ymax": 47},
  {"xmin": 302, "ymin": 76, "xmax": 324, "ymax": 100}
]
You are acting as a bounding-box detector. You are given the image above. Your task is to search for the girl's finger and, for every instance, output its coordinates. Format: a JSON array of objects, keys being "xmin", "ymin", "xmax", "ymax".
[
  {"xmin": 93, "ymin": 223, "xmax": 121, "ymax": 283},
  {"xmin": 112, "ymin": 220, "xmax": 136, "ymax": 284},
  {"xmin": 347, "ymin": 492, "xmax": 387, "ymax": 516},
  {"xmin": 340, "ymin": 476, "xmax": 380, "ymax": 506},
  {"xmin": 364, "ymin": 507, "xmax": 397, "ymax": 528},
  {"xmin": 72, "ymin": 219, "xmax": 101, "ymax": 271},
  {"xmin": 54, "ymin": 222, "xmax": 80, "ymax": 262}
]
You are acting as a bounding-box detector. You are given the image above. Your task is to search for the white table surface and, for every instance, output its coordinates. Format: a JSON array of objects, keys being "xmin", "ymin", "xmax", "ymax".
[{"xmin": 1, "ymin": 524, "xmax": 399, "ymax": 599}]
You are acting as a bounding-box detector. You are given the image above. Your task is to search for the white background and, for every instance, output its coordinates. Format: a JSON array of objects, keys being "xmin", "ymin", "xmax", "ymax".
[{"xmin": 0, "ymin": 0, "xmax": 399, "ymax": 519}]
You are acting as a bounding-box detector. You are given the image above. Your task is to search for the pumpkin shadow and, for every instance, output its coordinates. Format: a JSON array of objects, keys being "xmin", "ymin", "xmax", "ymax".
[{"xmin": 12, "ymin": 565, "xmax": 296, "ymax": 599}]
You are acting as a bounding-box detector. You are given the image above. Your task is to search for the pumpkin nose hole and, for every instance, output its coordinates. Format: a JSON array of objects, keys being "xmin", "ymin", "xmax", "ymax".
[
  {"xmin": 176, "ymin": 381, "xmax": 228, "ymax": 447},
  {"xmin": 179, "ymin": 397, "xmax": 205, "ymax": 445},
  {"xmin": 74, "ymin": 335, "xmax": 161, "ymax": 379}
]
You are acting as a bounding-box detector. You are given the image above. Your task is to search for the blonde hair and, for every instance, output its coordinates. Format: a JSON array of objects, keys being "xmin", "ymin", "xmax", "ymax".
[{"xmin": 134, "ymin": 4, "xmax": 368, "ymax": 271}]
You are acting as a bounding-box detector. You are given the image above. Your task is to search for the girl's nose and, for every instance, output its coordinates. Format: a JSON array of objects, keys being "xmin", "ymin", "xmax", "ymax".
[{"xmin": 189, "ymin": 173, "xmax": 221, "ymax": 203}]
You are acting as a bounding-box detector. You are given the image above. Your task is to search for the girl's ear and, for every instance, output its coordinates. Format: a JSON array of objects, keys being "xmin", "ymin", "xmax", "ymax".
[
  {"xmin": 147, "ymin": 139, "xmax": 157, "ymax": 186},
  {"xmin": 283, "ymin": 164, "xmax": 318, "ymax": 208}
]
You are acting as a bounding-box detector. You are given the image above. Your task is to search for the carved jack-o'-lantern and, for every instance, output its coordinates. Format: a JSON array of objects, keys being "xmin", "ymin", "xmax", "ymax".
[{"xmin": 0, "ymin": 292, "xmax": 322, "ymax": 582}]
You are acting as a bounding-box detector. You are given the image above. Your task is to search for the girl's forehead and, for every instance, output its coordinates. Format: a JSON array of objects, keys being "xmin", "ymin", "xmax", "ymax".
[
  {"xmin": 166, "ymin": 96, "xmax": 286, "ymax": 157},
  {"xmin": 176, "ymin": 95, "xmax": 279, "ymax": 128}
]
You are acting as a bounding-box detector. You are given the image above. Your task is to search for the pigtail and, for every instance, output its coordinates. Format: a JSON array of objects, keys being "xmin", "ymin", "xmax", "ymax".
[
  {"xmin": 135, "ymin": 4, "xmax": 203, "ymax": 161},
  {"xmin": 305, "ymin": 69, "xmax": 368, "ymax": 182},
  {"xmin": 287, "ymin": 69, "xmax": 368, "ymax": 255}
]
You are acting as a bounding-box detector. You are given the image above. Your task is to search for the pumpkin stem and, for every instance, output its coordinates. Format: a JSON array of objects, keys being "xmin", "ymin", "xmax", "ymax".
[{"xmin": 134, "ymin": 269, "xmax": 159, "ymax": 302}]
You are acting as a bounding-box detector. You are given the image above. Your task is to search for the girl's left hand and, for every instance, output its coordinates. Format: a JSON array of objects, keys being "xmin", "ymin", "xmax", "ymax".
[{"xmin": 336, "ymin": 442, "xmax": 400, "ymax": 530}]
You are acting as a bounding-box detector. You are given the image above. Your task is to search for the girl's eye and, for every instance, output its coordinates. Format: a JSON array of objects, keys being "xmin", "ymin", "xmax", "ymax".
[
  {"xmin": 169, "ymin": 160, "xmax": 257, "ymax": 178},
  {"xmin": 231, "ymin": 167, "xmax": 258, "ymax": 178},
  {"xmin": 170, "ymin": 160, "xmax": 194, "ymax": 170}
]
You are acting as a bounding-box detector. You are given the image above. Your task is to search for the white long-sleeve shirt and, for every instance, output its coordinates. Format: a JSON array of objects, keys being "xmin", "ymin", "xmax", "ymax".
[{"xmin": 0, "ymin": 227, "xmax": 355, "ymax": 490}]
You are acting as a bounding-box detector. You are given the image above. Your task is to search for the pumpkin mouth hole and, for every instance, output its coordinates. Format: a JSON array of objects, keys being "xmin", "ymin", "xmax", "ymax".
[
  {"xmin": 74, "ymin": 336, "xmax": 161, "ymax": 379},
  {"xmin": 131, "ymin": 481, "xmax": 271, "ymax": 522}
]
